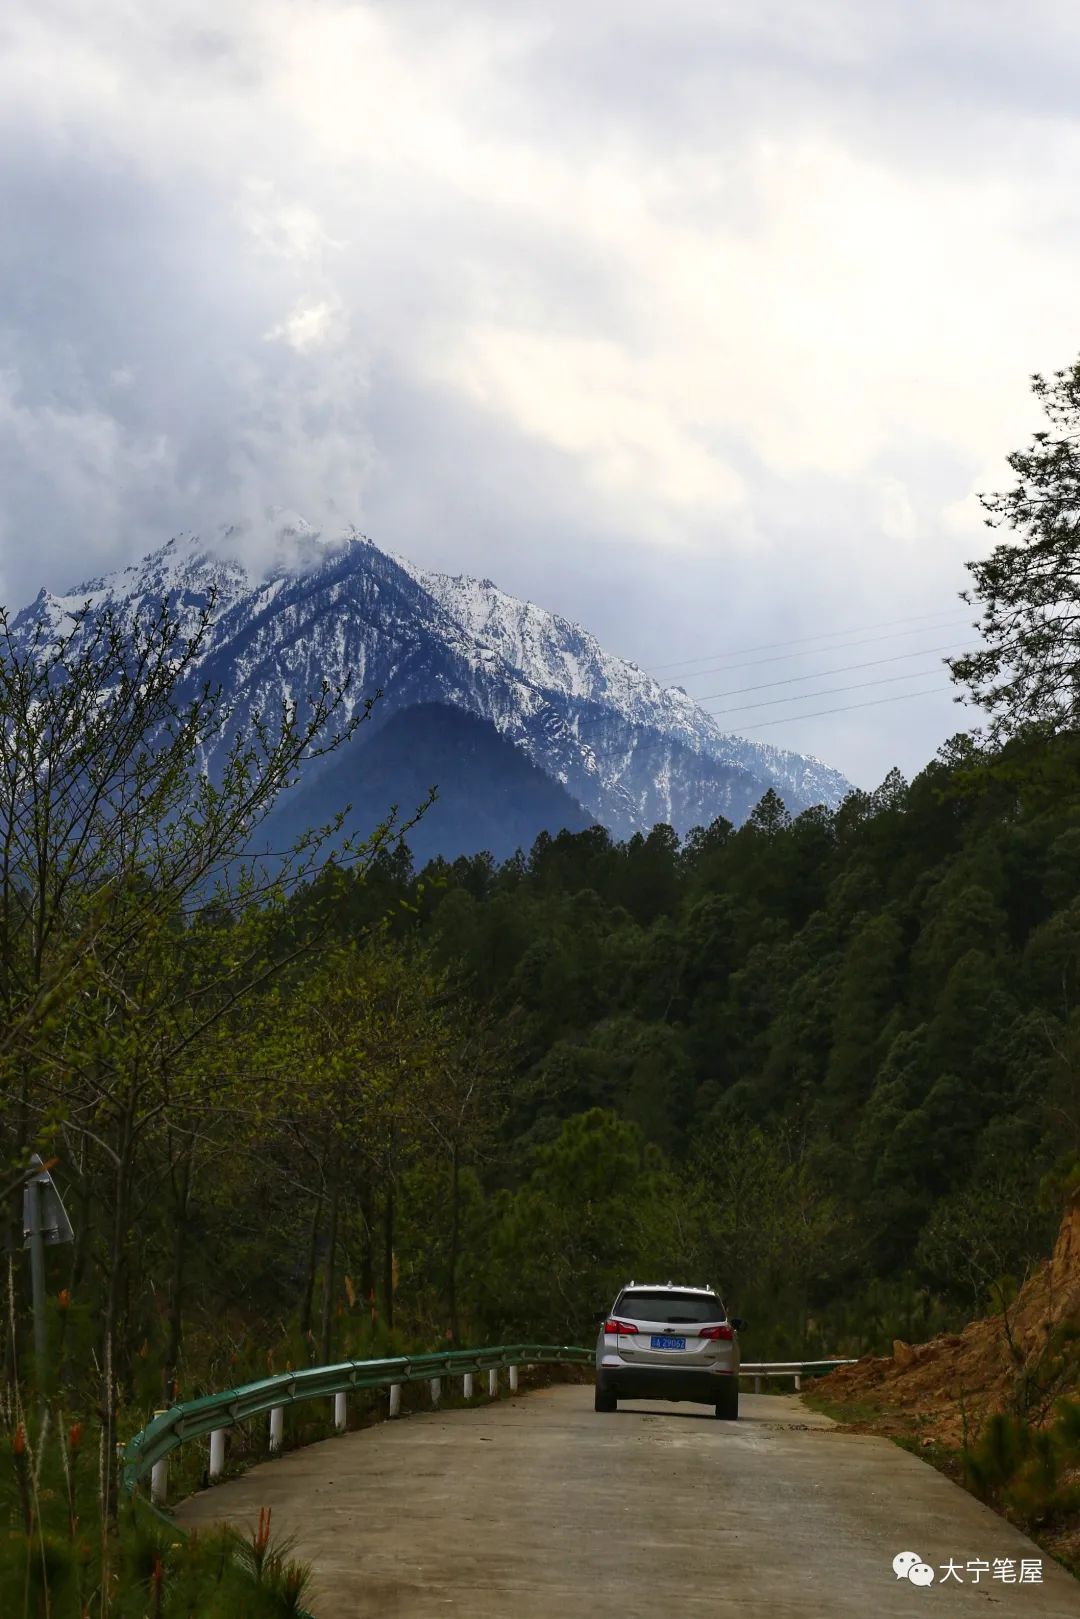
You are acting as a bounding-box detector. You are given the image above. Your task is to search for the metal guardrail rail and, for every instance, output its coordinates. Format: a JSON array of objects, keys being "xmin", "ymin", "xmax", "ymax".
[
  {"xmin": 740, "ymin": 1358, "xmax": 857, "ymax": 1391},
  {"xmin": 121, "ymin": 1342, "xmax": 593, "ymax": 1500},
  {"xmin": 121, "ymin": 1347, "xmax": 857, "ymax": 1503}
]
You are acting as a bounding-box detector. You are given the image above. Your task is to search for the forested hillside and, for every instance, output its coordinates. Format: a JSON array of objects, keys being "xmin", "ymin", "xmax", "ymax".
[
  {"xmin": 7, "ymin": 635, "xmax": 1077, "ymax": 1455},
  {"xmin": 291, "ymin": 733, "xmax": 1079, "ymax": 1358}
]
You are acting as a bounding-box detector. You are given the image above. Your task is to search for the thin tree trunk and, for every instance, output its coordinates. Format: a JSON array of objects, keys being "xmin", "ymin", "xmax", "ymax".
[
  {"xmin": 101, "ymin": 1327, "xmax": 116, "ymax": 1530},
  {"xmin": 319, "ymin": 1142, "xmax": 342, "ymax": 1366},
  {"xmin": 382, "ymin": 1177, "xmax": 395, "ymax": 1333},
  {"xmin": 447, "ymin": 1143, "xmax": 460, "ymax": 1345},
  {"xmin": 67, "ymin": 1176, "xmax": 92, "ymax": 1297},
  {"xmin": 103, "ymin": 1096, "xmax": 136, "ymax": 1403},
  {"xmin": 162, "ymin": 1140, "xmax": 193, "ymax": 1404},
  {"xmin": 5, "ymin": 1071, "xmax": 33, "ymax": 1382},
  {"xmin": 299, "ymin": 1191, "xmax": 323, "ymax": 1339},
  {"xmin": 360, "ymin": 1186, "xmax": 374, "ymax": 1314}
]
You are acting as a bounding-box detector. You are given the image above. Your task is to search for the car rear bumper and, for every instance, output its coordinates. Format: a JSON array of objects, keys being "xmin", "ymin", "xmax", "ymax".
[{"xmin": 598, "ymin": 1366, "xmax": 737, "ymax": 1403}]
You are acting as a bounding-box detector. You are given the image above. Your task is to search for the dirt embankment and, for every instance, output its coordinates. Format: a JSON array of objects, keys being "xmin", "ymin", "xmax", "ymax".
[{"xmin": 820, "ymin": 1191, "xmax": 1080, "ymax": 1448}]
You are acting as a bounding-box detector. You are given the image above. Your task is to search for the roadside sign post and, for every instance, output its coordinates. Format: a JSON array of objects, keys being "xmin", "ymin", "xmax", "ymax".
[
  {"xmin": 22, "ymin": 1153, "xmax": 74, "ymax": 1389},
  {"xmin": 28, "ymin": 1177, "xmax": 47, "ymax": 1376}
]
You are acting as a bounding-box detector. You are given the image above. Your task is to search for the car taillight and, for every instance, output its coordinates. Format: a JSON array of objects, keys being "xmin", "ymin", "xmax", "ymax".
[
  {"xmin": 604, "ymin": 1319, "xmax": 639, "ymax": 1335},
  {"xmin": 699, "ymin": 1324, "xmax": 734, "ymax": 1340}
]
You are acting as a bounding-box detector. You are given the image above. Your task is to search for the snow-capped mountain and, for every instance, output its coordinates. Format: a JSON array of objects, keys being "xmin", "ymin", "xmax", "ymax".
[{"xmin": 13, "ymin": 515, "xmax": 852, "ymax": 843}]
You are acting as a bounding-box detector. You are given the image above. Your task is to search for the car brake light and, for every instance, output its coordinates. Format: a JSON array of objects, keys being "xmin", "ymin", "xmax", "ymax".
[
  {"xmin": 699, "ymin": 1324, "xmax": 734, "ymax": 1340},
  {"xmin": 604, "ymin": 1319, "xmax": 639, "ymax": 1335}
]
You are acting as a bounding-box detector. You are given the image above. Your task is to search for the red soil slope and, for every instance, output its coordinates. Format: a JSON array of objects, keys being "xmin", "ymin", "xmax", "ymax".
[{"xmin": 820, "ymin": 1191, "xmax": 1080, "ymax": 1447}]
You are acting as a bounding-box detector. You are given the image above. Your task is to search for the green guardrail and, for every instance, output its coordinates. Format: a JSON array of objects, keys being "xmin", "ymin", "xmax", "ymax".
[{"xmin": 121, "ymin": 1342, "xmax": 593, "ymax": 1498}]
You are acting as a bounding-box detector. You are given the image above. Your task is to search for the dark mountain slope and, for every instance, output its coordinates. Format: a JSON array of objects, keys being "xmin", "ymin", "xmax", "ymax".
[{"xmin": 260, "ymin": 702, "xmax": 595, "ymax": 865}]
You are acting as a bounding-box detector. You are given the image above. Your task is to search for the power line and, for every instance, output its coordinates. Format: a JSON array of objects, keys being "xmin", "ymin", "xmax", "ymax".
[
  {"xmin": 649, "ymin": 605, "xmax": 970, "ymax": 672},
  {"xmin": 670, "ymin": 622, "xmax": 973, "ymax": 682},
  {"xmin": 695, "ymin": 642, "xmax": 972, "ymax": 703},
  {"xmin": 721, "ymin": 685, "xmax": 954, "ymax": 733},
  {"xmin": 704, "ymin": 666, "xmax": 952, "ymax": 719}
]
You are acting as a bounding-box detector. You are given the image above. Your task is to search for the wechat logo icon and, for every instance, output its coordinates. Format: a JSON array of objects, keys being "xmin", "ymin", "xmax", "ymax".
[{"xmin": 893, "ymin": 1551, "xmax": 935, "ymax": 1586}]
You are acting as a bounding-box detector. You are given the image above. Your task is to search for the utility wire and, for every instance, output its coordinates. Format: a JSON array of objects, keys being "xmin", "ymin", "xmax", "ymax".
[
  {"xmin": 670, "ymin": 623, "xmax": 973, "ymax": 682},
  {"xmin": 695, "ymin": 642, "xmax": 972, "ymax": 703},
  {"xmin": 723, "ymin": 685, "xmax": 954, "ymax": 732},
  {"xmin": 649, "ymin": 605, "xmax": 971, "ymax": 672},
  {"xmin": 704, "ymin": 667, "xmax": 953, "ymax": 718}
]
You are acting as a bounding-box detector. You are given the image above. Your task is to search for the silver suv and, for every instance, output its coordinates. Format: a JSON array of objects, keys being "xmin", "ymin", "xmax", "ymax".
[{"xmin": 594, "ymin": 1281, "xmax": 743, "ymax": 1419}]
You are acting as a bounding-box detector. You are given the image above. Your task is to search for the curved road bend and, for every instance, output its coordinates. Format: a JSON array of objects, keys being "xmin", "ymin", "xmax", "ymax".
[{"xmin": 175, "ymin": 1385, "xmax": 1079, "ymax": 1617}]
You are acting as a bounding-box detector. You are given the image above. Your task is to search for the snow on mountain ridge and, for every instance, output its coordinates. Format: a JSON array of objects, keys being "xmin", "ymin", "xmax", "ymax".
[
  {"xmin": 396, "ymin": 554, "xmax": 851, "ymax": 809},
  {"xmin": 397, "ymin": 554, "xmax": 726, "ymax": 743},
  {"xmin": 14, "ymin": 516, "xmax": 854, "ymax": 835}
]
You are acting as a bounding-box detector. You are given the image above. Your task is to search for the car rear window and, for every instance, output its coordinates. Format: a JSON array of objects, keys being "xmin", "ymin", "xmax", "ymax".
[{"xmin": 615, "ymin": 1291, "xmax": 725, "ymax": 1324}]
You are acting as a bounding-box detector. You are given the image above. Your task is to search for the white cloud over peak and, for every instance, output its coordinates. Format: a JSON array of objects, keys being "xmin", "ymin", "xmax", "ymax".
[{"xmin": 3, "ymin": 0, "xmax": 1080, "ymax": 784}]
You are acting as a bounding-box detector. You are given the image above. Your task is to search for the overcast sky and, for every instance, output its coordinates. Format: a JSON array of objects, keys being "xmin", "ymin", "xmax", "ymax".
[{"xmin": 2, "ymin": 1, "xmax": 1079, "ymax": 789}]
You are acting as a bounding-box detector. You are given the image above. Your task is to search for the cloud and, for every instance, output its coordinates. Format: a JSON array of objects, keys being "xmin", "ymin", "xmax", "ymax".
[
  {"xmin": 3, "ymin": 0, "xmax": 1080, "ymax": 785},
  {"xmin": 265, "ymin": 300, "xmax": 347, "ymax": 354},
  {"xmin": 0, "ymin": 366, "xmax": 176, "ymax": 600},
  {"xmin": 434, "ymin": 325, "xmax": 747, "ymax": 527}
]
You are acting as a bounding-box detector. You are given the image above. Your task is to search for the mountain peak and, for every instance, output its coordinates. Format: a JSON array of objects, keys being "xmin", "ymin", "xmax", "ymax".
[{"xmin": 16, "ymin": 521, "xmax": 853, "ymax": 846}]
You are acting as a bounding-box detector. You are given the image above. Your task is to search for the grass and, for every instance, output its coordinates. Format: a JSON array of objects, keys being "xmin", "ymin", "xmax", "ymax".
[{"xmin": 0, "ymin": 1401, "xmax": 316, "ymax": 1617}]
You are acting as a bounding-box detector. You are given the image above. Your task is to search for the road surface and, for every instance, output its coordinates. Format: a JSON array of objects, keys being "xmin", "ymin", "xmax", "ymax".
[{"xmin": 175, "ymin": 1385, "xmax": 1079, "ymax": 1616}]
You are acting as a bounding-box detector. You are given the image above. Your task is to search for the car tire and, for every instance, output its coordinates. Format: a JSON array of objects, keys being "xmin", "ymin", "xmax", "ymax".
[
  {"xmin": 594, "ymin": 1381, "xmax": 617, "ymax": 1413},
  {"xmin": 714, "ymin": 1384, "xmax": 739, "ymax": 1421}
]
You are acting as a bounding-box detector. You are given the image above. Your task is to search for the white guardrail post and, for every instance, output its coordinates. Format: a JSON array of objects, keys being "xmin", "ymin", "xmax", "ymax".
[
  {"xmin": 389, "ymin": 1383, "xmax": 401, "ymax": 1417},
  {"xmin": 209, "ymin": 1428, "xmax": 226, "ymax": 1481},
  {"xmin": 463, "ymin": 1372, "xmax": 474, "ymax": 1398},
  {"xmin": 488, "ymin": 1368, "xmax": 498, "ymax": 1397},
  {"xmin": 430, "ymin": 1377, "xmax": 441, "ymax": 1407},
  {"xmin": 269, "ymin": 1406, "xmax": 284, "ymax": 1452},
  {"xmin": 149, "ymin": 1407, "xmax": 169, "ymax": 1502},
  {"xmin": 334, "ymin": 1391, "xmax": 347, "ymax": 1431},
  {"xmin": 509, "ymin": 1364, "xmax": 519, "ymax": 1392}
]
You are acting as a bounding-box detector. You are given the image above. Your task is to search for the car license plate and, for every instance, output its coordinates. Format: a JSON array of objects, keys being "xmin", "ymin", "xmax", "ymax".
[{"xmin": 650, "ymin": 1334, "xmax": 686, "ymax": 1350}]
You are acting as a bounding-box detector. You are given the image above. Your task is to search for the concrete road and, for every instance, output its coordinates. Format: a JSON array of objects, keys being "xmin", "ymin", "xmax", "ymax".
[{"xmin": 175, "ymin": 1386, "xmax": 1079, "ymax": 1617}]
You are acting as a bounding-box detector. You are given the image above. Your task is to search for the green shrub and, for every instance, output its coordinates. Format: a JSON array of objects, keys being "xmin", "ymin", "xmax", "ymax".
[{"xmin": 964, "ymin": 1399, "xmax": 1080, "ymax": 1529}]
